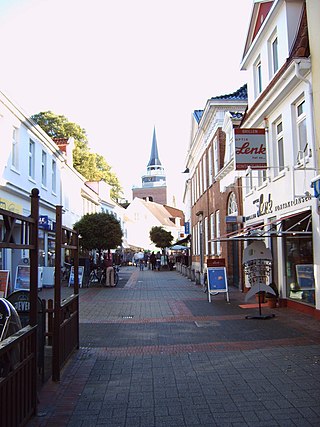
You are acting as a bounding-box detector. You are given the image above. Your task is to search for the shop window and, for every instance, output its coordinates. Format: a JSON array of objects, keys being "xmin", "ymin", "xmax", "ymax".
[{"xmin": 284, "ymin": 213, "xmax": 314, "ymax": 305}]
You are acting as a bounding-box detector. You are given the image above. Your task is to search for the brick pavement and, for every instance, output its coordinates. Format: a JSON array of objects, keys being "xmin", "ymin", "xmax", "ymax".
[{"xmin": 28, "ymin": 266, "xmax": 320, "ymax": 427}]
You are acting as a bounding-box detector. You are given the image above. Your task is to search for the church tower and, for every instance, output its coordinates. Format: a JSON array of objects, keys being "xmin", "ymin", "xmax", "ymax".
[{"xmin": 132, "ymin": 127, "xmax": 167, "ymax": 204}]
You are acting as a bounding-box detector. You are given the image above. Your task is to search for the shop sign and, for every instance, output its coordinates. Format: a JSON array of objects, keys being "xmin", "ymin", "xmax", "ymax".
[
  {"xmin": 184, "ymin": 221, "xmax": 190, "ymax": 234},
  {"xmin": 311, "ymin": 177, "xmax": 320, "ymax": 198},
  {"xmin": 39, "ymin": 215, "xmax": 55, "ymax": 231},
  {"xmin": 207, "ymin": 258, "xmax": 225, "ymax": 267},
  {"xmin": 246, "ymin": 193, "xmax": 312, "ymax": 220},
  {"xmin": 234, "ymin": 128, "xmax": 266, "ymax": 170},
  {"xmin": 0, "ymin": 197, "xmax": 22, "ymax": 214}
]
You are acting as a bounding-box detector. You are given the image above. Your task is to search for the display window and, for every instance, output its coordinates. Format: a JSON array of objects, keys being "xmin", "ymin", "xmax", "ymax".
[{"xmin": 284, "ymin": 212, "xmax": 314, "ymax": 305}]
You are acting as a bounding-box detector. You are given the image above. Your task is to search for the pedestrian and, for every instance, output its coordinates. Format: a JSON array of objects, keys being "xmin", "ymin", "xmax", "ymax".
[
  {"xmin": 139, "ymin": 259, "xmax": 144, "ymax": 271},
  {"xmin": 104, "ymin": 253, "xmax": 114, "ymax": 287},
  {"xmin": 156, "ymin": 252, "xmax": 161, "ymax": 271},
  {"xmin": 169, "ymin": 254, "xmax": 175, "ymax": 270},
  {"xmin": 150, "ymin": 252, "xmax": 156, "ymax": 270}
]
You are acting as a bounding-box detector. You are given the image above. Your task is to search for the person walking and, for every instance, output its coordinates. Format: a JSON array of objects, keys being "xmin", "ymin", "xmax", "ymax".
[
  {"xmin": 156, "ymin": 252, "xmax": 161, "ymax": 271},
  {"xmin": 150, "ymin": 252, "xmax": 156, "ymax": 270},
  {"xmin": 104, "ymin": 253, "xmax": 114, "ymax": 287}
]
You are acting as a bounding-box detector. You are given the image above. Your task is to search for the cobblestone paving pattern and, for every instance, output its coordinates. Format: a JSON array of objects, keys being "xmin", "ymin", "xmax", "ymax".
[{"xmin": 28, "ymin": 267, "xmax": 320, "ymax": 427}]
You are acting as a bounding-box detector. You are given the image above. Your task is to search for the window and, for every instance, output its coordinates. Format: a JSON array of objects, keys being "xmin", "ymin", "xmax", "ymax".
[
  {"xmin": 204, "ymin": 216, "xmax": 208, "ymax": 255},
  {"xmin": 12, "ymin": 127, "xmax": 19, "ymax": 170},
  {"xmin": 215, "ymin": 210, "xmax": 221, "ymax": 255},
  {"xmin": 191, "ymin": 177, "xmax": 194, "ymax": 205},
  {"xmin": 245, "ymin": 169, "xmax": 253, "ymax": 195},
  {"xmin": 274, "ymin": 119, "xmax": 284, "ymax": 174},
  {"xmin": 254, "ymin": 57, "xmax": 262, "ymax": 97},
  {"xmin": 296, "ymin": 99, "xmax": 307, "ymax": 163},
  {"xmin": 199, "ymin": 162, "xmax": 203, "ymax": 195},
  {"xmin": 224, "ymin": 128, "xmax": 234, "ymax": 164},
  {"xmin": 28, "ymin": 139, "xmax": 35, "ymax": 179},
  {"xmin": 271, "ymin": 36, "xmax": 279, "ymax": 74},
  {"xmin": 213, "ymin": 137, "xmax": 219, "ymax": 176},
  {"xmin": 208, "ymin": 145, "xmax": 213, "ymax": 186},
  {"xmin": 52, "ymin": 159, "xmax": 57, "ymax": 193},
  {"xmin": 41, "ymin": 150, "xmax": 47, "ymax": 187},
  {"xmin": 203, "ymin": 154, "xmax": 207, "ymax": 190},
  {"xmin": 227, "ymin": 192, "xmax": 238, "ymax": 215},
  {"xmin": 210, "ymin": 213, "xmax": 215, "ymax": 255},
  {"xmin": 257, "ymin": 169, "xmax": 267, "ymax": 187}
]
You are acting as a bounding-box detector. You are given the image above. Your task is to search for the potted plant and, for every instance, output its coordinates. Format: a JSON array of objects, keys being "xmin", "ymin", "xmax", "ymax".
[{"xmin": 266, "ymin": 282, "xmax": 279, "ymax": 308}]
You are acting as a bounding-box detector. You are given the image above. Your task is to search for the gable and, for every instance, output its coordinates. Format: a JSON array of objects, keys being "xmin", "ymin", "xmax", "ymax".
[{"xmin": 252, "ymin": 1, "xmax": 273, "ymax": 40}]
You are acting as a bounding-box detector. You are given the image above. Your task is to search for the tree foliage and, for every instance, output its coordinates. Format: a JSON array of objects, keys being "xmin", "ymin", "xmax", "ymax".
[
  {"xmin": 149, "ymin": 226, "xmax": 173, "ymax": 250},
  {"xmin": 74, "ymin": 212, "xmax": 123, "ymax": 260},
  {"xmin": 31, "ymin": 111, "xmax": 122, "ymax": 200}
]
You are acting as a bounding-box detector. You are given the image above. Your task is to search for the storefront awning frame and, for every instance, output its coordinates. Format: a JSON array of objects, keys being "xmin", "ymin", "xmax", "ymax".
[{"xmin": 209, "ymin": 211, "xmax": 312, "ymax": 242}]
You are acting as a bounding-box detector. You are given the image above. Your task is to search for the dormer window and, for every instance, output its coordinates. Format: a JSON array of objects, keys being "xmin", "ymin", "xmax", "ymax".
[
  {"xmin": 272, "ymin": 36, "xmax": 279, "ymax": 74},
  {"xmin": 254, "ymin": 56, "xmax": 262, "ymax": 97},
  {"xmin": 268, "ymin": 30, "xmax": 279, "ymax": 78}
]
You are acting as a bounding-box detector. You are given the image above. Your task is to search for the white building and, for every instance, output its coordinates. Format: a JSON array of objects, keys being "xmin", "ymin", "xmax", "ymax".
[
  {"xmin": 239, "ymin": 0, "xmax": 319, "ymax": 311},
  {"xmin": 0, "ymin": 91, "xmax": 121, "ymax": 290},
  {"xmin": 125, "ymin": 197, "xmax": 185, "ymax": 252}
]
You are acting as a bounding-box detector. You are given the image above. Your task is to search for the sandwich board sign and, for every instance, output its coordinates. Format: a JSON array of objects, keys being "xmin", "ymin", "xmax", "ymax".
[{"xmin": 207, "ymin": 266, "xmax": 229, "ymax": 302}]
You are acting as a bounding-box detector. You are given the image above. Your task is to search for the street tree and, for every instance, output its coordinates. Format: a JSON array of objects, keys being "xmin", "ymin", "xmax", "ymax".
[
  {"xmin": 74, "ymin": 212, "xmax": 123, "ymax": 264},
  {"xmin": 31, "ymin": 111, "xmax": 122, "ymax": 200},
  {"xmin": 149, "ymin": 226, "xmax": 173, "ymax": 251}
]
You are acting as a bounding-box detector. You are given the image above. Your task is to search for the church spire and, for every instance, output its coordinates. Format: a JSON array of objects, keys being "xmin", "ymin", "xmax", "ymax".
[
  {"xmin": 147, "ymin": 127, "xmax": 162, "ymax": 169},
  {"xmin": 132, "ymin": 126, "xmax": 167, "ymax": 204}
]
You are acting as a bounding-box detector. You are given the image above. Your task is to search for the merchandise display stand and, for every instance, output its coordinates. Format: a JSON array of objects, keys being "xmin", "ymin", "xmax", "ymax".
[{"xmin": 243, "ymin": 241, "xmax": 275, "ymax": 320}]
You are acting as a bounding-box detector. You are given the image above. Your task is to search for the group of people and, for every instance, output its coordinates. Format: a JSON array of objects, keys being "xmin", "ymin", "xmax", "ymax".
[{"xmin": 132, "ymin": 251, "xmax": 175, "ymax": 271}]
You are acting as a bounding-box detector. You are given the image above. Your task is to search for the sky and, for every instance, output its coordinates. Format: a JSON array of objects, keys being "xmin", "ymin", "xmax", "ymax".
[{"xmin": 0, "ymin": 0, "xmax": 253, "ymax": 208}]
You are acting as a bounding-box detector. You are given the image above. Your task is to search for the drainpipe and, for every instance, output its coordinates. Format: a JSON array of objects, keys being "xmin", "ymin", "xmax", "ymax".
[{"xmin": 294, "ymin": 60, "xmax": 316, "ymax": 168}]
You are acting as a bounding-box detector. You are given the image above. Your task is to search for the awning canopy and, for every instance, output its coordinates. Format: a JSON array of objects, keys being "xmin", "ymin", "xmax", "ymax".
[
  {"xmin": 175, "ymin": 234, "xmax": 191, "ymax": 245},
  {"xmin": 209, "ymin": 211, "xmax": 312, "ymax": 242},
  {"xmin": 169, "ymin": 244, "xmax": 188, "ymax": 251}
]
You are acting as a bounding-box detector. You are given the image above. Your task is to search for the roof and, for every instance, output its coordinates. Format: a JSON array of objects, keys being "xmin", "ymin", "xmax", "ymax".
[
  {"xmin": 229, "ymin": 111, "xmax": 244, "ymax": 120},
  {"xmin": 138, "ymin": 199, "xmax": 183, "ymax": 228},
  {"xmin": 193, "ymin": 110, "xmax": 203, "ymax": 123},
  {"xmin": 210, "ymin": 84, "xmax": 248, "ymax": 101},
  {"xmin": 147, "ymin": 127, "xmax": 162, "ymax": 167}
]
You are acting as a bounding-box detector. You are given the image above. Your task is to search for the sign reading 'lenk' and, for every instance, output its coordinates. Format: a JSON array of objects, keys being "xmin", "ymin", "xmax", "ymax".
[{"xmin": 234, "ymin": 128, "xmax": 266, "ymax": 170}]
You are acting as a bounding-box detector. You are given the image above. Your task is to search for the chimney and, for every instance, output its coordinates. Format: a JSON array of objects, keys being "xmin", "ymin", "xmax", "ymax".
[{"xmin": 54, "ymin": 137, "xmax": 75, "ymax": 165}]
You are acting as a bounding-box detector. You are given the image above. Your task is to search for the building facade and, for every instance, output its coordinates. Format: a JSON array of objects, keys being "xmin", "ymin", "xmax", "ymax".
[
  {"xmin": 239, "ymin": 0, "xmax": 319, "ymax": 312},
  {"xmin": 184, "ymin": 85, "xmax": 248, "ymax": 286},
  {"xmin": 124, "ymin": 197, "xmax": 185, "ymax": 252},
  {"xmin": 0, "ymin": 91, "xmax": 123, "ymax": 292}
]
